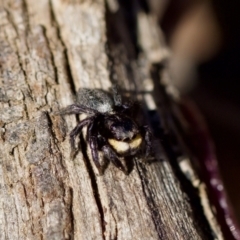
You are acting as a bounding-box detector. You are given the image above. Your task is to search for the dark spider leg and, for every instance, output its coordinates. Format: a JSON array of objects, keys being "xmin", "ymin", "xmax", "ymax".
[
  {"xmin": 87, "ymin": 118, "xmax": 105, "ymax": 175},
  {"xmin": 57, "ymin": 104, "xmax": 98, "ymax": 115},
  {"xmin": 102, "ymin": 145, "xmax": 129, "ymax": 175},
  {"xmin": 112, "ymin": 85, "xmax": 122, "ymax": 106},
  {"xmin": 114, "ymin": 102, "xmax": 134, "ymax": 113},
  {"xmin": 141, "ymin": 125, "xmax": 152, "ymax": 158},
  {"xmin": 112, "ymin": 85, "xmax": 136, "ymax": 113},
  {"xmin": 69, "ymin": 117, "xmax": 94, "ymax": 158}
]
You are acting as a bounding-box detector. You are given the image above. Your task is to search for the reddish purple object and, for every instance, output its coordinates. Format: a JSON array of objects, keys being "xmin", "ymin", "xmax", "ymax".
[{"xmin": 179, "ymin": 99, "xmax": 240, "ymax": 240}]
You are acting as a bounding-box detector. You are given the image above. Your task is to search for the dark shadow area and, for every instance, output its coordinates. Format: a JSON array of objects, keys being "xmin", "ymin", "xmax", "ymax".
[{"xmin": 150, "ymin": 64, "xmax": 214, "ymax": 239}]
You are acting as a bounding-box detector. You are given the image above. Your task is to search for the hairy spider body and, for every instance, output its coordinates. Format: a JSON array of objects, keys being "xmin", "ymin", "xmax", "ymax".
[{"xmin": 60, "ymin": 88, "xmax": 151, "ymax": 175}]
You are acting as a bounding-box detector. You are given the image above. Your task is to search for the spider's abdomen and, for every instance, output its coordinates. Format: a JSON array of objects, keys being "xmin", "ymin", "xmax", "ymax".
[{"xmin": 76, "ymin": 88, "xmax": 114, "ymax": 113}]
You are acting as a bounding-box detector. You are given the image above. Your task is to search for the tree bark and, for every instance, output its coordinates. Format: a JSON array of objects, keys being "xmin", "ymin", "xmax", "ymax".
[{"xmin": 0, "ymin": 0, "xmax": 223, "ymax": 239}]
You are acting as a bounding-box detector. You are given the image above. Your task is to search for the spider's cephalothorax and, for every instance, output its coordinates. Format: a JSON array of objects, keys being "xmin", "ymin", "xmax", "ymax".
[{"xmin": 59, "ymin": 87, "xmax": 151, "ymax": 175}]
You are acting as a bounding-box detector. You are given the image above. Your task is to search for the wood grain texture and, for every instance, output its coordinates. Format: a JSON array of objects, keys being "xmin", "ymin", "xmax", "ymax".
[{"xmin": 0, "ymin": 0, "xmax": 223, "ymax": 239}]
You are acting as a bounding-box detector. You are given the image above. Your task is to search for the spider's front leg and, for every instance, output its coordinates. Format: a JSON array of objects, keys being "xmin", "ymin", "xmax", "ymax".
[
  {"xmin": 102, "ymin": 145, "xmax": 129, "ymax": 175},
  {"xmin": 87, "ymin": 119, "xmax": 106, "ymax": 175},
  {"xmin": 69, "ymin": 117, "xmax": 93, "ymax": 158}
]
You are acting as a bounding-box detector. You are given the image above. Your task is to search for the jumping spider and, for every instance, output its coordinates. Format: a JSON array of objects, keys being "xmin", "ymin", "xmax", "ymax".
[{"xmin": 59, "ymin": 87, "xmax": 151, "ymax": 175}]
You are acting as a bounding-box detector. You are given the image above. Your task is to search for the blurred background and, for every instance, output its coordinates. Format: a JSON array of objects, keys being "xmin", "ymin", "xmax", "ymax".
[{"xmin": 153, "ymin": 0, "xmax": 240, "ymax": 223}]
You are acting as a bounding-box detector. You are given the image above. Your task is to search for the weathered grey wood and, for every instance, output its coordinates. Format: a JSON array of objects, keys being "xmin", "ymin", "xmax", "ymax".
[{"xmin": 0, "ymin": 0, "xmax": 223, "ymax": 239}]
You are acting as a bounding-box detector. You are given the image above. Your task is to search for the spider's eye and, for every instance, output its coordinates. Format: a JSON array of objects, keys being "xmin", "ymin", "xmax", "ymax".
[{"xmin": 107, "ymin": 116, "xmax": 139, "ymax": 141}]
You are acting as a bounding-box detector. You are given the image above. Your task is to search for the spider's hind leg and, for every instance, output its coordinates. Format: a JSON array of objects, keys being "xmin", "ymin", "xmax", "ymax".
[
  {"xmin": 112, "ymin": 84, "xmax": 122, "ymax": 107},
  {"xmin": 56, "ymin": 104, "xmax": 97, "ymax": 115}
]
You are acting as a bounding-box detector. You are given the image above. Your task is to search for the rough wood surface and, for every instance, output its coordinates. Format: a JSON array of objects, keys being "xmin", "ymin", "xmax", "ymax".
[{"xmin": 0, "ymin": 0, "xmax": 223, "ymax": 239}]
